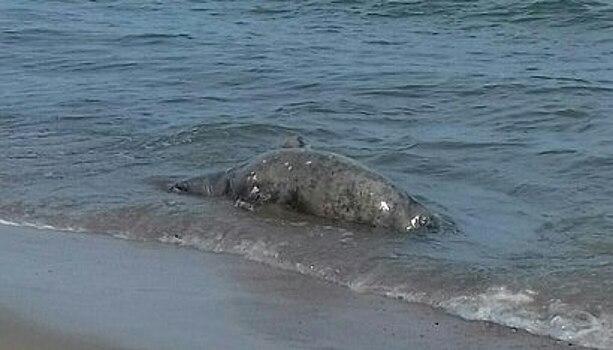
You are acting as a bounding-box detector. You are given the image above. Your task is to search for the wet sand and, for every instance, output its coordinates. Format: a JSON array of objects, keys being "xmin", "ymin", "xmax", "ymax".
[
  {"xmin": 0, "ymin": 224, "xmax": 591, "ymax": 350},
  {"xmin": 0, "ymin": 306, "xmax": 128, "ymax": 350}
]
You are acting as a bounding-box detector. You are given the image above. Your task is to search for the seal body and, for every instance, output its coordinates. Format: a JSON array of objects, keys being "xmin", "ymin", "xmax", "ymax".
[{"xmin": 172, "ymin": 138, "xmax": 433, "ymax": 232}]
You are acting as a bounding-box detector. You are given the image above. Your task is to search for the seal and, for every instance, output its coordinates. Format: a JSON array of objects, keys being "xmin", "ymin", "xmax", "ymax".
[{"xmin": 170, "ymin": 136, "xmax": 434, "ymax": 232}]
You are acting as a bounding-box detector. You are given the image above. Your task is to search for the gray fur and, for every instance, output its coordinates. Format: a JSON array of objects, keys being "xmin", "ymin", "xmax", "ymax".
[{"xmin": 171, "ymin": 137, "xmax": 434, "ymax": 232}]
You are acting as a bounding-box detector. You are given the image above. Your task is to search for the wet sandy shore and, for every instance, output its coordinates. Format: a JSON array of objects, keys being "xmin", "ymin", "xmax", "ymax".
[{"xmin": 0, "ymin": 224, "xmax": 591, "ymax": 350}]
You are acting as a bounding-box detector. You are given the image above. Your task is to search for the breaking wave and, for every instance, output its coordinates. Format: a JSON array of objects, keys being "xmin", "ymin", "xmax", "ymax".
[{"xmin": 2, "ymin": 205, "xmax": 610, "ymax": 349}]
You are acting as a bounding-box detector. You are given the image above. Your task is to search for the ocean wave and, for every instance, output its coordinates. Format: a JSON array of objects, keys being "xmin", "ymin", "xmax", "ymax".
[
  {"xmin": 1, "ymin": 212, "xmax": 612, "ymax": 348},
  {"xmin": 0, "ymin": 218, "xmax": 80, "ymax": 232},
  {"xmin": 161, "ymin": 227, "xmax": 613, "ymax": 349},
  {"xmin": 117, "ymin": 33, "xmax": 194, "ymax": 46},
  {"xmin": 346, "ymin": 0, "xmax": 613, "ymax": 29},
  {"xmin": 441, "ymin": 286, "xmax": 613, "ymax": 349}
]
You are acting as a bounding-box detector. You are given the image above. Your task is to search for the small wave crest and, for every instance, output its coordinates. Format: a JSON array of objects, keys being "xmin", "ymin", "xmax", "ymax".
[
  {"xmin": 0, "ymin": 218, "xmax": 81, "ymax": 232},
  {"xmin": 441, "ymin": 286, "xmax": 613, "ymax": 349}
]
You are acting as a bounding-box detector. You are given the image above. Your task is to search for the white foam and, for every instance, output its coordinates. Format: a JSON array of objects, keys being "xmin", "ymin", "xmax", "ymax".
[
  {"xmin": 440, "ymin": 286, "xmax": 613, "ymax": 349},
  {"xmin": 0, "ymin": 218, "xmax": 81, "ymax": 232},
  {"xmin": 112, "ymin": 233, "xmax": 131, "ymax": 240}
]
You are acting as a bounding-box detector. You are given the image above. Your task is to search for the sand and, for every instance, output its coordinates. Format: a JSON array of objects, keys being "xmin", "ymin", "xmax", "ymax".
[
  {"xmin": 0, "ymin": 306, "xmax": 128, "ymax": 350},
  {"xmin": 0, "ymin": 224, "xmax": 591, "ymax": 350}
]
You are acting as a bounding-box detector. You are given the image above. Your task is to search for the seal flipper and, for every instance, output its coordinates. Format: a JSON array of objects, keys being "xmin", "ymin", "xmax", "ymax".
[
  {"xmin": 281, "ymin": 135, "xmax": 307, "ymax": 149},
  {"xmin": 169, "ymin": 170, "xmax": 230, "ymax": 196}
]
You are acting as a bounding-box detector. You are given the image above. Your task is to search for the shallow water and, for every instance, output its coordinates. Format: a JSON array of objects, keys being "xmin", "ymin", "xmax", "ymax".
[{"xmin": 2, "ymin": 0, "xmax": 613, "ymax": 348}]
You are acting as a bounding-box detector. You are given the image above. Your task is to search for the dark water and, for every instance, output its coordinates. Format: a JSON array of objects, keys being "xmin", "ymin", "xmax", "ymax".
[{"xmin": 2, "ymin": 0, "xmax": 613, "ymax": 347}]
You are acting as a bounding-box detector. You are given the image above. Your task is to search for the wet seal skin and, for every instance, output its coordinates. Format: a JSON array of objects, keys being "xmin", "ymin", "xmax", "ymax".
[{"xmin": 170, "ymin": 136, "xmax": 434, "ymax": 232}]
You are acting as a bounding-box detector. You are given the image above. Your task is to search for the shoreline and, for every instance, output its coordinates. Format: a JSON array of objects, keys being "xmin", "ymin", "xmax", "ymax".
[{"xmin": 0, "ymin": 224, "xmax": 591, "ymax": 350}]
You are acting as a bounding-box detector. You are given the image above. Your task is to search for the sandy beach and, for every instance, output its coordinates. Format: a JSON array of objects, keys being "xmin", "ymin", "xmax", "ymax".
[
  {"xmin": 0, "ymin": 224, "xmax": 590, "ymax": 350},
  {"xmin": 0, "ymin": 306, "xmax": 128, "ymax": 350}
]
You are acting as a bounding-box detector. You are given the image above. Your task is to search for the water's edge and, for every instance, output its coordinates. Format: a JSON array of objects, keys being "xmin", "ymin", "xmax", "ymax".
[{"xmin": 0, "ymin": 217, "xmax": 606, "ymax": 349}]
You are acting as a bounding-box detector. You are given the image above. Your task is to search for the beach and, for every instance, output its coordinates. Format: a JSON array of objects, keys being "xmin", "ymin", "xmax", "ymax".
[
  {"xmin": 0, "ymin": 224, "xmax": 589, "ymax": 350},
  {"xmin": 0, "ymin": 307, "xmax": 127, "ymax": 350}
]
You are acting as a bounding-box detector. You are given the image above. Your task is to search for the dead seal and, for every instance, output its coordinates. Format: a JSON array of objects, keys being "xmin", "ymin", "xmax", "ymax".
[{"xmin": 170, "ymin": 136, "xmax": 434, "ymax": 232}]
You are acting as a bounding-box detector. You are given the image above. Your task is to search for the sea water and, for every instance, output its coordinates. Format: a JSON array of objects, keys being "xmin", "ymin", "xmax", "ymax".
[{"xmin": 1, "ymin": 0, "xmax": 613, "ymax": 348}]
